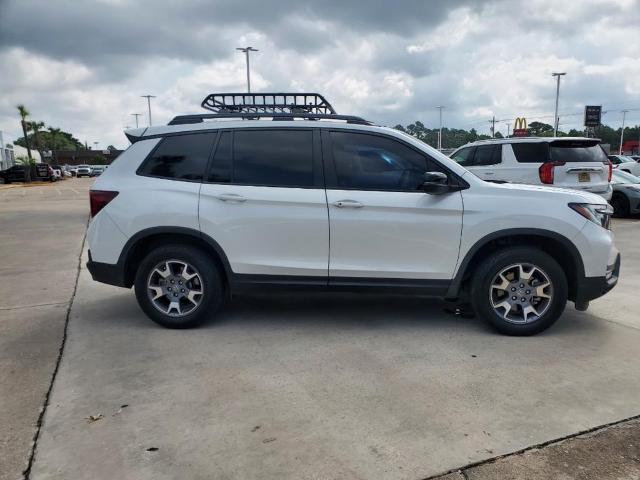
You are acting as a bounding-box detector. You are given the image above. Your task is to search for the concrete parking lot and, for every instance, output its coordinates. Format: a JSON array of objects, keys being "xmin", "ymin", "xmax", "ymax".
[
  {"xmin": 2, "ymin": 179, "xmax": 640, "ymax": 479},
  {"xmin": 0, "ymin": 179, "xmax": 91, "ymax": 480}
]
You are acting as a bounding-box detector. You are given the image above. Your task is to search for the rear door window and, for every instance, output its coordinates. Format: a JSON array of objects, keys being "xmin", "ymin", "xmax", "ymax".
[
  {"xmin": 549, "ymin": 141, "xmax": 608, "ymax": 163},
  {"xmin": 233, "ymin": 130, "xmax": 314, "ymax": 187},
  {"xmin": 473, "ymin": 145, "xmax": 501, "ymax": 165},
  {"xmin": 512, "ymin": 143, "xmax": 549, "ymax": 163},
  {"xmin": 139, "ymin": 133, "xmax": 216, "ymax": 181}
]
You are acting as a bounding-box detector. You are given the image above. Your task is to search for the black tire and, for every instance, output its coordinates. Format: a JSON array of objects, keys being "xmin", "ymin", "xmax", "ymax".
[
  {"xmin": 134, "ymin": 244, "xmax": 223, "ymax": 328},
  {"xmin": 470, "ymin": 247, "xmax": 568, "ymax": 336},
  {"xmin": 611, "ymin": 193, "xmax": 630, "ymax": 218}
]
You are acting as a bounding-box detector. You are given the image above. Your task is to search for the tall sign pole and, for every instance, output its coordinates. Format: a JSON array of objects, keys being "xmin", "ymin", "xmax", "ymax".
[
  {"xmin": 141, "ymin": 95, "xmax": 156, "ymax": 126},
  {"xmin": 236, "ymin": 47, "xmax": 259, "ymax": 93},
  {"xmin": 620, "ymin": 110, "xmax": 629, "ymax": 155},
  {"xmin": 552, "ymin": 72, "xmax": 566, "ymax": 137}
]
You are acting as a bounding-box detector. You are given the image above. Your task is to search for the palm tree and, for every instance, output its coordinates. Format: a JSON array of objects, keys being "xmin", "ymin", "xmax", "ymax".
[
  {"xmin": 28, "ymin": 121, "xmax": 46, "ymax": 160},
  {"xmin": 48, "ymin": 127, "xmax": 63, "ymax": 164},
  {"xmin": 16, "ymin": 105, "xmax": 33, "ymax": 182}
]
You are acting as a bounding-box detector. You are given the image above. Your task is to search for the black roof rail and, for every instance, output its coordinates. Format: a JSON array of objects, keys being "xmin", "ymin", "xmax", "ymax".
[
  {"xmin": 201, "ymin": 92, "xmax": 336, "ymax": 114},
  {"xmin": 168, "ymin": 112, "xmax": 373, "ymax": 126}
]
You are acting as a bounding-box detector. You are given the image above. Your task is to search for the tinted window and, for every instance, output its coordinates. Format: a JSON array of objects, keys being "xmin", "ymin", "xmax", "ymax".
[
  {"xmin": 233, "ymin": 130, "xmax": 313, "ymax": 187},
  {"xmin": 330, "ymin": 131, "xmax": 442, "ymax": 191},
  {"xmin": 451, "ymin": 147, "xmax": 475, "ymax": 167},
  {"xmin": 208, "ymin": 131, "xmax": 231, "ymax": 183},
  {"xmin": 512, "ymin": 143, "xmax": 549, "ymax": 163},
  {"xmin": 474, "ymin": 145, "xmax": 501, "ymax": 166},
  {"xmin": 550, "ymin": 141, "xmax": 608, "ymax": 163},
  {"xmin": 139, "ymin": 133, "xmax": 215, "ymax": 180}
]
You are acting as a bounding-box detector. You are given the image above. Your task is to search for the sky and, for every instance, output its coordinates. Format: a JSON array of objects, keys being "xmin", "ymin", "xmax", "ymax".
[{"xmin": 1, "ymin": 0, "xmax": 639, "ymax": 149}]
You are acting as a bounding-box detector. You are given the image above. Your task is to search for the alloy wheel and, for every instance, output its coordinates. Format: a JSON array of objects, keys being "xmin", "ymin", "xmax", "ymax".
[
  {"xmin": 489, "ymin": 263, "xmax": 553, "ymax": 324},
  {"xmin": 147, "ymin": 259, "xmax": 204, "ymax": 317}
]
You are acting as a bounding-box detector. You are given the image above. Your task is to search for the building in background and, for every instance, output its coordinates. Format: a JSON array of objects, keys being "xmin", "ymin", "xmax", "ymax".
[
  {"xmin": 0, "ymin": 131, "xmax": 42, "ymax": 169},
  {"xmin": 51, "ymin": 149, "xmax": 122, "ymax": 166}
]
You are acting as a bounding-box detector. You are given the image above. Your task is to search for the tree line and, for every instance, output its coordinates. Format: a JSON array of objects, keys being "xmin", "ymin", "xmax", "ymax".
[{"xmin": 394, "ymin": 120, "xmax": 640, "ymax": 151}]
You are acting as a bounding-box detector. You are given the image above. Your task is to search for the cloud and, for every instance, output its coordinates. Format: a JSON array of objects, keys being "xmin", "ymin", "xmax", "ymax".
[{"xmin": 0, "ymin": 0, "xmax": 639, "ymax": 148}]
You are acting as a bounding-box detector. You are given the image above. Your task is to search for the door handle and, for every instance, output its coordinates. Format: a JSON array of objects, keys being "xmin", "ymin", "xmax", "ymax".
[
  {"xmin": 332, "ymin": 200, "xmax": 364, "ymax": 208},
  {"xmin": 484, "ymin": 172, "xmax": 495, "ymax": 175},
  {"xmin": 214, "ymin": 193, "xmax": 247, "ymax": 203}
]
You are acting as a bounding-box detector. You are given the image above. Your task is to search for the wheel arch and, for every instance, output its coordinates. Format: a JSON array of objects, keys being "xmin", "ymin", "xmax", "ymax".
[
  {"xmin": 119, "ymin": 227, "xmax": 232, "ymax": 289},
  {"xmin": 447, "ymin": 228, "xmax": 585, "ymax": 302}
]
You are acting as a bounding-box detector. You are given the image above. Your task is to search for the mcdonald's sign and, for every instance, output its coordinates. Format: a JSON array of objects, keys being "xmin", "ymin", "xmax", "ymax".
[{"xmin": 513, "ymin": 117, "xmax": 529, "ymax": 137}]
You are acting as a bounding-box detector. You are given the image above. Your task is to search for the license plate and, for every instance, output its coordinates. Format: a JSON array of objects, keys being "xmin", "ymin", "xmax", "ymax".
[{"xmin": 578, "ymin": 172, "xmax": 590, "ymax": 182}]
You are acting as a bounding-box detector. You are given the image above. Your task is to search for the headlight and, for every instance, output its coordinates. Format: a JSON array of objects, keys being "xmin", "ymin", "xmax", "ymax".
[{"xmin": 569, "ymin": 203, "xmax": 613, "ymax": 229}]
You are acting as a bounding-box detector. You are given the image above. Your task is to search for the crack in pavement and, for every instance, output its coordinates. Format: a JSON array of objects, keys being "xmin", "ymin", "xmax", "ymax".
[
  {"xmin": 423, "ymin": 412, "xmax": 640, "ymax": 479},
  {"xmin": 21, "ymin": 229, "xmax": 87, "ymax": 480},
  {"xmin": 0, "ymin": 302, "xmax": 70, "ymax": 311}
]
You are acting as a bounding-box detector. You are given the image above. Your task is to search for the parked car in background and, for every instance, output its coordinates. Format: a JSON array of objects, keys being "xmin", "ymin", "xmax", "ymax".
[
  {"xmin": 76, "ymin": 165, "xmax": 93, "ymax": 177},
  {"xmin": 630, "ymin": 155, "xmax": 640, "ymax": 162},
  {"xmin": 0, "ymin": 163, "xmax": 55, "ymax": 183},
  {"xmin": 608, "ymin": 155, "xmax": 640, "ymax": 176},
  {"xmin": 91, "ymin": 166, "xmax": 106, "ymax": 176},
  {"xmin": 450, "ymin": 137, "xmax": 612, "ymax": 201},
  {"xmin": 86, "ymin": 93, "xmax": 620, "ymax": 336},
  {"xmin": 50, "ymin": 165, "xmax": 64, "ymax": 180},
  {"xmin": 610, "ymin": 169, "xmax": 640, "ymax": 217}
]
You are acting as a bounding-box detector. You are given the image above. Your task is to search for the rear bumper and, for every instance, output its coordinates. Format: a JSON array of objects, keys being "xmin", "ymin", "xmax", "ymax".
[
  {"xmin": 86, "ymin": 250, "xmax": 128, "ymax": 288},
  {"xmin": 575, "ymin": 253, "xmax": 620, "ymax": 304}
]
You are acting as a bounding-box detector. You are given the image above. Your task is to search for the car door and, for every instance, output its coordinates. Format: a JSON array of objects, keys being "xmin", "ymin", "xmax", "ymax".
[
  {"xmin": 323, "ymin": 130, "xmax": 463, "ymax": 281},
  {"xmin": 199, "ymin": 128, "xmax": 329, "ymax": 279}
]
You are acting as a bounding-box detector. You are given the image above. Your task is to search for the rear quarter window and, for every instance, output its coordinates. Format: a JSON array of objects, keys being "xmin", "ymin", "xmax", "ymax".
[
  {"xmin": 511, "ymin": 143, "xmax": 549, "ymax": 163},
  {"xmin": 138, "ymin": 133, "xmax": 216, "ymax": 181}
]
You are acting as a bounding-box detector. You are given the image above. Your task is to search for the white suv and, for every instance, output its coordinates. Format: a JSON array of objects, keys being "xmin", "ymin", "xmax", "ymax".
[
  {"xmin": 86, "ymin": 93, "xmax": 620, "ymax": 336},
  {"xmin": 450, "ymin": 137, "xmax": 613, "ymax": 200}
]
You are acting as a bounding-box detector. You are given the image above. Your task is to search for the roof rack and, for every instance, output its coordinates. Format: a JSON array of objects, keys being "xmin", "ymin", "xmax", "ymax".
[
  {"xmin": 168, "ymin": 112, "xmax": 372, "ymax": 126},
  {"xmin": 166, "ymin": 92, "xmax": 373, "ymax": 126},
  {"xmin": 201, "ymin": 92, "xmax": 336, "ymax": 114}
]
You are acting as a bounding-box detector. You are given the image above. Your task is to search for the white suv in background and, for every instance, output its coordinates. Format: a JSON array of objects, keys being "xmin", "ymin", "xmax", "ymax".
[
  {"xmin": 608, "ymin": 155, "xmax": 640, "ymax": 176},
  {"xmin": 450, "ymin": 137, "xmax": 613, "ymax": 200},
  {"xmin": 86, "ymin": 93, "xmax": 619, "ymax": 336}
]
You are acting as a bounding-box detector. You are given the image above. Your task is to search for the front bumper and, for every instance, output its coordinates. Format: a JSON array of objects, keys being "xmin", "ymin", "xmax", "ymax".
[{"xmin": 575, "ymin": 253, "xmax": 620, "ymax": 304}]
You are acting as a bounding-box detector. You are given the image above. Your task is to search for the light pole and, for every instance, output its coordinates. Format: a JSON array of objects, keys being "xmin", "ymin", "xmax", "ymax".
[
  {"xmin": 552, "ymin": 72, "xmax": 566, "ymax": 137},
  {"xmin": 506, "ymin": 123, "xmax": 511, "ymax": 138},
  {"xmin": 236, "ymin": 47, "xmax": 258, "ymax": 93},
  {"xmin": 141, "ymin": 95, "xmax": 156, "ymax": 126},
  {"xmin": 130, "ymin": 113, "xmax": 142, "ymax": 128},
  {"xmin": 619, "ymin": 110, "xmax": 629, "ymax": 155},
  {"xmin": 93, "ymin": 141, "xmax": 99, "ymax": 150},
  {"xmin": 434, "ymin": 106, "xmax": 444, "ymax": 150}
]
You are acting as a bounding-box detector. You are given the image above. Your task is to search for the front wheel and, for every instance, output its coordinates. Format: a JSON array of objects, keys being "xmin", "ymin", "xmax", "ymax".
[
  {"xmin": 471, "ymin": 247, "xmax": 568, "ymax": 336},
  {"xmin": 134, "ymin": 245, "xmax": 223, "ymax": 328}
]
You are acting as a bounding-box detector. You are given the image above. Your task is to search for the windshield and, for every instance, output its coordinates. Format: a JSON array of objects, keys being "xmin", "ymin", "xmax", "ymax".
[
  {"xmin": 612, "ymin": 170, "xmax": 640, "ymax": 184},
  {"xmin": 549, "ymin": 141, "xmax": 607, "ymax": 163}
]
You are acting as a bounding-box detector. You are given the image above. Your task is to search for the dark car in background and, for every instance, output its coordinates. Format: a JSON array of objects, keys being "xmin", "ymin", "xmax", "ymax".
[{"xmin": 0, "ymin": 164, "xmax": 55, "ymax": 184}]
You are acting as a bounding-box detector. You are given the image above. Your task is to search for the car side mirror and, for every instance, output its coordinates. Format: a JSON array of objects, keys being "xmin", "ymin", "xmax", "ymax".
[{"xmin": 421, "ymin": 171, "xmax": 453, "ymax": 194}]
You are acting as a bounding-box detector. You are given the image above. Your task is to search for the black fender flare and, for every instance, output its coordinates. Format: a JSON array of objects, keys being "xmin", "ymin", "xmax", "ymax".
[{"xmin": 446, "ymin": 228, "xmax": 585, "ymax": 299}]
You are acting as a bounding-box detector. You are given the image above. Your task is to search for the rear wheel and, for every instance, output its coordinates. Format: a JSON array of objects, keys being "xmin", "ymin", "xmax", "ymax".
[
  {"xmin": 134, "ymin": 245, "xmax": 223, "ymax": 328},
  {"xmin": 611, "ymin": 193, "xmax": 630, "ymax": 218},
  {"xmin": 471, "ymin": 247, "xmax": 567, "ymax": 336}
]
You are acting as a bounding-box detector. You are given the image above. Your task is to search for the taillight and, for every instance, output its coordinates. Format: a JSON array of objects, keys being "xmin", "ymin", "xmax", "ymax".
[
  {"xmin": 604, "ymin": 160, "xmax": 612, "ymax": 182},
  {"xmin": 90, "ymin": 190, "xmax": 118, "ymax": 218},
  {"xmin": 538, "ymin": 161, "xmax": 565, "ymax": 184}
]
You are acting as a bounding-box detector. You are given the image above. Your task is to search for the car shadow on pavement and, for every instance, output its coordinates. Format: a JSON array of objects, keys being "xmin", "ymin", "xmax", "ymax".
[{"xmin": 83, "ymin": 288, "xmax": 606, "ymax": 338}]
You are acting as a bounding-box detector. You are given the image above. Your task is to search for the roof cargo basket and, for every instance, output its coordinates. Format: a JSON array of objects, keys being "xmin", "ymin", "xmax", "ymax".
[
  {"xmin": 167, "ymin": 92, "xmax": 373, "ymax": 126},
  {"xmin": 201, "ymin": 92, "xmax": 336, "ymax": 114}
]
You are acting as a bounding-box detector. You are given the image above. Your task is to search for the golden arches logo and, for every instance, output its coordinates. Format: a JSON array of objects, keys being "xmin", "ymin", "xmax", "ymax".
[{"xmin": 514, "ymin": 117, "xmax": 527, "ymax": 130}]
